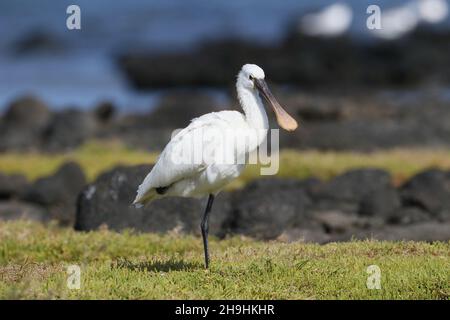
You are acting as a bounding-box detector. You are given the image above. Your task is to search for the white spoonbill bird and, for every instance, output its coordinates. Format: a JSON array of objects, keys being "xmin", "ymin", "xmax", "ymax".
[{"xmin": 133, "ymin": 64, "xmax": 298, "ymax": 268}]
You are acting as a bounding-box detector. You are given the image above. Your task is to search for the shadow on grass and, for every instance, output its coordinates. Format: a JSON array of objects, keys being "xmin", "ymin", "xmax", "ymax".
[{"xmin": 111, "ymin": 258, "xmax": 203, "ymax": 272}]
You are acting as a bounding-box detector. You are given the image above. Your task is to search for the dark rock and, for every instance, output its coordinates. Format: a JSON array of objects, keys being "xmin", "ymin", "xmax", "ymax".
[
  {"xmin": 228, "ymin": 179, "xmax": 312, "ymax": 239},
  {"xmin": 312, "ymin": 209, "xmax": 384, "ymax": 233},
  {"xmin": 0, "ymin": 173, "xmax": 28, "ymax": 199},
  {"xmin": 320, "ymin": 169, "xmax": 391, "ymax": 201},
  {"xmin": 0, "ymin": 201, "xmax": 48, "ymax": 222},
  {"xmin": 359, "ymin": 187, "xmax": 401, "ymax": 219},
  {"xmin": 310, "ymin": 198, "xmax": 360, "ymax": 214},
  {"xmin": 350, "ymin": 222, "xmax": 450, "ymax": 242},
  {"xmin": 2, "ymin": 96, "xmax": 51, "ymax": 129},
  {"xmin": 310, "ymin": 169, "xmax": 392, "ymax": 213},
  {"xmin": 314, "ymin": 210, "xmax": 360, "ymax": 234},
  {"xmin": 283, "ymin": 94, "xmax": 350, "ymax": 122},
  {"xmin": 106, "ymin": 123, "xmax": 173, "ymax": 151},
  {"xmin": 75, "ymin": 165, "xmax": 230, "ymax": 236},
  {"xmin": 99, "ymin": 92, "xmax": 218, "ymax": 151},
  {"xmin": 3, "ymin": 88, "xmax": 450, "ymax": 153},
  {"xmin": 119, "ymin": 39, "xmax": 269, "ymax": 88},
  {"xmin": 244, "ymin": 177, "xmax": 320, "ymax": 193},
  {"xmin": 70, "ymin": 164, "xmax": 450, "ymax": 242},
  {"xmin": 43, "ymin": 109, "xmax": 97, "ymax": 151},
  {"xmin": 118, "ymin": 29, "xmax": 450, "ymax": 89},
  {"xmin": 276, "ymin": 214, "xmax": 387, "ymax": 243},
  {"xmin": 0, "ymin": 96, "xmax": 51, "ymax": 151},
  {"xmin": 147, "ymin": 92, "xmax": 219, "ymax": 129},
  {"xmin": 278, "ymin": 91, "xmax": 450, "ymax": 151},
  {"xmin": 285, "ymin": 120, "xmax": 432, "ymax": 151},
  {"xmin": 94, "ymin": 101, "xmax": 116, "ymax": 123},
  {"xmin": 12, "ymin": 31, "xmax": 65, "ymax": 55},
  {"xmin": 388, "ymin": 207, "xmax": 431, "ymax": 225},
  {"xmin": 23, "ymin": 162, "xmax": 86, "ymax": 225},
  {"xmin": 400, "ymin": 169, "xmax": 450, "ymax": 219}
]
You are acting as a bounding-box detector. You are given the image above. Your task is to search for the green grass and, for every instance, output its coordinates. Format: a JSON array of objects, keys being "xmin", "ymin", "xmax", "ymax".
[
  {"xmin": 0, "ymin": 140, "xmax": 156, "ymax": 182},
  {"xmin": 1, "ymin": 140, "xmax": 450, "ymax": 189},
  {"xmin": 1, "ymin": 143, "xmax": 449, "ymax": 299},
  {"xmin": 0, "ymin": 221, "xmax": 448, "ymax": 299}
]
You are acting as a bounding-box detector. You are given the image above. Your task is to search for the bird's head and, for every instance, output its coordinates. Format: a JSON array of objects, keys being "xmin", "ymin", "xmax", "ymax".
[
  {"xmin": 238, "ymin": 64, "xmax": 266, "ymax": 89},
  {"xmin": 237, "ymin": 64, "xmax": 298, "ymax": 131}
]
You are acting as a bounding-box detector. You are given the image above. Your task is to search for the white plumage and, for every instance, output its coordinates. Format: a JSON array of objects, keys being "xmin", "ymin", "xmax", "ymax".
[
  {"xmin": 133, "ymin": 64, "xmax": 298, "ymax": 268},
  {"xmin": 134, "ymin": 110, "xmax": 249, "ymax": 204}
]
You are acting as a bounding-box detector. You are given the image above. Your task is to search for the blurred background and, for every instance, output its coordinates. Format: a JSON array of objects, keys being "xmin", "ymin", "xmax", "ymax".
[
  {"xmin": 1, "ymin": 0, "xmax": 450, "ymax": 151},
  {"xmin": 1, "ymin": 0, "xmax": 450, "ymax": 242}
]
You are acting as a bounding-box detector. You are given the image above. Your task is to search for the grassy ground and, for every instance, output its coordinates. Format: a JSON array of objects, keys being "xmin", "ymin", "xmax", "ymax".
[
  {"xmin": 1, "ymin": 141, "xmax": 450, "ymax": 189},
  {"xmin": 1, "ymin": 143, "xmax": 449, "ymax": 299},
  {"xmin": 0, "ymin": 221, "xmax": 448, "ymax": 299}
]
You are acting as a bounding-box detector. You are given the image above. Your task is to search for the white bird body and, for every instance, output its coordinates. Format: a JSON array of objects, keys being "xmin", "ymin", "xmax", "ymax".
[
  {"xmin": 133, "ymin": 64, "xmax": 298, "ymax": 268},
  {"xmin": 134, "ymin": 65, "xmax": 274, "ymax": 205},
  {"xmin": 134, "ymin": 110, "xmax": 251, "ymax": 202}
]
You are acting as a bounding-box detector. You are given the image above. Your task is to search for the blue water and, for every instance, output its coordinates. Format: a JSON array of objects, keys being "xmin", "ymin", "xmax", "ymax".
[{"xmin": 0, "ymin": 0, "xmax": 449, "ymax": 112}]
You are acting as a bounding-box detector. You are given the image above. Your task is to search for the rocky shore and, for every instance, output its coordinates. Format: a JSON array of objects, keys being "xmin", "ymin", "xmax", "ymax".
[
  {"xmin": 119, "ymin": 29, "xmax": 450, "ymax": 89},
  {"xmin": 2, "ymin": 86, "xmax": 450, "ymax": 153},
  {"xmin": 1, "ymin": 162, "xmax": 449, "ymax": 242}
]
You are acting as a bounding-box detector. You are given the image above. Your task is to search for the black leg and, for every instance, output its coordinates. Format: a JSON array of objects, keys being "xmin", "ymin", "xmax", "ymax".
[{"xmin": 201, "ymin": 194, "xmax": 215, "ymax": 269}]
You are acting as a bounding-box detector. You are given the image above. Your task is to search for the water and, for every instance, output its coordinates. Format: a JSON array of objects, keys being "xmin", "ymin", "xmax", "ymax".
[{"xmin": 0, "ymin": 0, "xmax": 449, "ymax": 112}]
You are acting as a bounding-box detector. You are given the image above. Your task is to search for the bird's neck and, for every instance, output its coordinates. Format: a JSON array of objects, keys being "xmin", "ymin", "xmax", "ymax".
[{"xmin": 237, "ymin": 86, "xmax": 269, "ymax": 131}]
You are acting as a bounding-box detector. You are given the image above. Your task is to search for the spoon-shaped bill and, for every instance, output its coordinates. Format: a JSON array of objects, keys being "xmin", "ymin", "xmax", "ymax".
[{"xmin": 254, "ymin": 79, "xmax": 298, "ymax": 131}]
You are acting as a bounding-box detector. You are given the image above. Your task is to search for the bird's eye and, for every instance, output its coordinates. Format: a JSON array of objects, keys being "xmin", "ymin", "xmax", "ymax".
[{"xmin": 249, "ymin": 75, "xmax": 254, "ymax": 80}]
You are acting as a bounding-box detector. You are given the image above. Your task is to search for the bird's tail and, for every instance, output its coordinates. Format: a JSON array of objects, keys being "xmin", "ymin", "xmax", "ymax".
[{"xmin": 132, "ymin": 188, "xmax": 159, "ymax": 208}]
